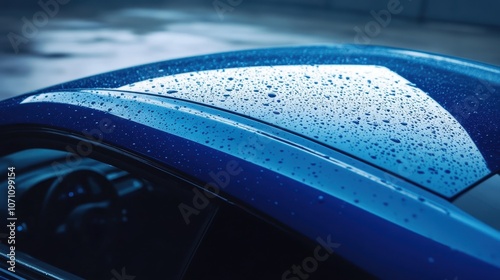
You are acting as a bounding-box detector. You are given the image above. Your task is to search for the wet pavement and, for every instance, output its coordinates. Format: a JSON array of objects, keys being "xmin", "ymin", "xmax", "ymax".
[{"xmin": 1, "ymin": 1, "xmax": 499, "ymax": 100}]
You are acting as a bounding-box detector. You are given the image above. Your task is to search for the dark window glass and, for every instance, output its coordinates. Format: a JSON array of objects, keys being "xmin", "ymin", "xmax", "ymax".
[
  {"xmin": 1, "ymin": 148, "xmax": 373, "ymax": 279},
  {"xmin": 184, "ymin": 203, "xmax": 375, "ymax": 280},
  {"xmin": 454, "ymin": 174, "xmax": 500, "ymax": 231},
  {"xmin": 0, "ymin": 148, "xmax": 216, "ymax": 279}
]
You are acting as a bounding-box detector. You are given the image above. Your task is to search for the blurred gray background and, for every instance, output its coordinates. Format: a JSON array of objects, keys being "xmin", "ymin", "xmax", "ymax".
[{"xmin": 1, "ymin": 0, "xmax": 499, "ymax": 100}]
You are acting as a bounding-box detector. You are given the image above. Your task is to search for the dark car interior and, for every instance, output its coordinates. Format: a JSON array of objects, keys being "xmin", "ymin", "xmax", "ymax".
[{"xmin": 0, "ymin": 148, "xmax": 373, "ymax": 279}]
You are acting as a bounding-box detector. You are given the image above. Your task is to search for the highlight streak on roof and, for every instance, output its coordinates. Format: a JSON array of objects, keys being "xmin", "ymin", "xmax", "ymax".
[{"xmin": 119, "ymin": 65, "xmax": 489, "ymax": 197}]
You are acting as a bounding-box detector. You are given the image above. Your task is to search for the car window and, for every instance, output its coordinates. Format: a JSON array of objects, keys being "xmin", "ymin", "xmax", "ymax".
[
  {"xmin": 184, "ymin": 202, "xmax": 375, "ymax": 280},
  {"xmin": 454, "ymin": 174, "xmax": 500, "ymax": 231},
  {"xmin": 0, "ymin": 147, "xmax": 374, "ymax": 279},
  {"xmin": 0, "ymin": 148, "xmax": 217, "ymax": 279}
]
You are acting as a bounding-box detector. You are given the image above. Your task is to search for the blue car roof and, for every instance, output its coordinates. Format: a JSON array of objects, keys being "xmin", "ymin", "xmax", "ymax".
[
  {"xmin": 2, "ymin": 45, "xmax": 500, "ymax": 278},
  {"xmin": 34, "ymin": 45, "xmax": 500, "ymax": 198}
]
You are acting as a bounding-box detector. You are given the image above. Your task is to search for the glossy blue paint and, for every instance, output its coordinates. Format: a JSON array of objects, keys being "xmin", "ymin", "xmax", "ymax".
[
  {"xmin": 34, "ymin": 45, "xmax": 500, "ymax": 185},
  {"xmin": 1, "ymin": 45, "xmax": 499, "ymax": 279},
  {"xmin": 117, "ymin": 64, "xmax": 488, "ymax": 197}
]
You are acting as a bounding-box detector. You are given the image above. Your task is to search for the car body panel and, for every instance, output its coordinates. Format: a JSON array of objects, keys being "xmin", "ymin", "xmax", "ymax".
[
  {"xmin": 1, "ymin": 88, "xmax": 499, "ymax": 279},
  {"xmin": 32, "ymin": 45, "xmax": 500, "ymax": 185},
  {"xmin": 1, "ymin": 45, "xmax": 499, "ymax": 279},
  {"xmin": 117, "ymin": 64, "xmax": 488, "ymax": 197}
]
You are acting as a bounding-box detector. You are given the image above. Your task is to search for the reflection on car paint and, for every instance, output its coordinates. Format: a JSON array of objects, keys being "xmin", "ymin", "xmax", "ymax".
[
  {"xmin": 117, "ymin": 65, "xmax": 489, "ymax": 197},
  {"xmin": 18, "ymin": 88, "xmax": 500, "ymax": 272}
]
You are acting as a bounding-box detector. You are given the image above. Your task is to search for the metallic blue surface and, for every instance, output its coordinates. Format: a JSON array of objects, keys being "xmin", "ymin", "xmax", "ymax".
[
  {"xmin": 117, "ymin": 64, "xmax": 489, "ymax": 197},
  {"xmin": 33, "ymin": 45, "xmax": 500, "ymax": 180},
  {"xmin": 1, "ymin": 45, "xmax": 499, "ymax": 279}
]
